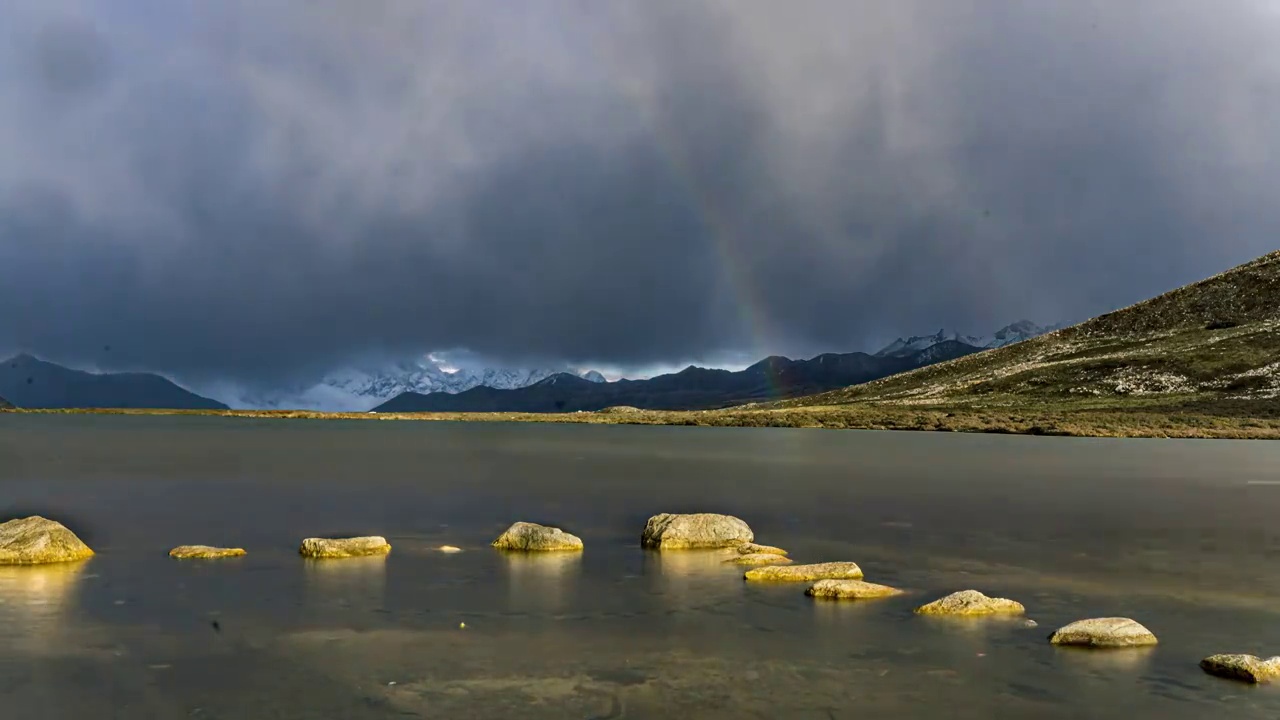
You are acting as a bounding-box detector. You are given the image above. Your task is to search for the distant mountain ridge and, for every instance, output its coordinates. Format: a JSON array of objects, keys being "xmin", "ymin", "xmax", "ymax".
[
  {"xmin": 874, "ymin": 320, "xmax": 1060, "ymax": 358},
  {"xmin": 0, "ymin": 354, "xmax": 227, "ymax": 410},
  {"xmin": 0, "ymin": 394, "xmax": 10, "ymax": 409}
]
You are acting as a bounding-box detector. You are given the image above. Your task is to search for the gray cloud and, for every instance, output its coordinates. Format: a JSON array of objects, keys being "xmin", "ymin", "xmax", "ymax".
[{"xmin": 2, "ymin": 0, "xmax": 1279, "ymax": 387}]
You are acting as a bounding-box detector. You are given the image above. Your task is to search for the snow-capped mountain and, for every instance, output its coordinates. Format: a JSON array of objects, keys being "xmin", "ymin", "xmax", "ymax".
[
  {"xmin": 226, "ymin": 354, "xmax": 606, "ymax": 411},
  {"xmin": 875, "ymin": 320, "xmax": 1060, "ymax": 358}
]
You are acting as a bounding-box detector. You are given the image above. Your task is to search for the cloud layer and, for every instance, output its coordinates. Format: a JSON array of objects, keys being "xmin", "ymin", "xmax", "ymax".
[{"xmin": 3, "ymin": 0, "xmax": 1280, "ymax": 387}]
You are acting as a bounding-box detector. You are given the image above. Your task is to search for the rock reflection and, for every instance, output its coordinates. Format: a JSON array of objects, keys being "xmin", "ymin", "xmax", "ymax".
[
  {"xmin": 0, "ymin": 561, "xmax": 89, "ymax": 652},
  {"xmin": 641, "ymin": 550, "xmax": 743, "ymax": 612},
  {"xmin": 302, "ymin": 555, "xmax": 387, "ymax": 613},
  {"xmin": 1053, "ymin": 645, "xmax": 1157, "ymax": 673},
  {"xmin": 500, "ymin": 551, "xmax": 583, "ymax": 614}
]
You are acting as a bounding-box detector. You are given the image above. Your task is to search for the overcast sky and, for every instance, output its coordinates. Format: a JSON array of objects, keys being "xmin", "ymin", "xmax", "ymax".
[{"xmin": 2, "ymin": 0, "xmax": 1279, "ymax": 389}]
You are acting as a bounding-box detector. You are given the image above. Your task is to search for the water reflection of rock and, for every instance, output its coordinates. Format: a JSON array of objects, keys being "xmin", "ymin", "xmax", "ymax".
[
  {"xmin": 500, "ymin": 551, "xmax": 583, "ymax": 614},
  {"xmin": 302, "ymin": 556, "xmax": 387, "ymax": 613},
  {"xmin": 642, "ymin": 550, "xmax": 743, "ymax": 612},
  {"xmin": 0, "ymin": 561, "xmax": 89, "ymax": 652}
]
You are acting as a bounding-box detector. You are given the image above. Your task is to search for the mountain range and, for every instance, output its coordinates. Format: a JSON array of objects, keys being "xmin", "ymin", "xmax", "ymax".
[
  {"xmin": 873, "ymin": 321, "xmax": 1061, "ymax": 358},
  {"xmin": 0, "ymin": 354, "xmax": 227, "ymax": 410}
]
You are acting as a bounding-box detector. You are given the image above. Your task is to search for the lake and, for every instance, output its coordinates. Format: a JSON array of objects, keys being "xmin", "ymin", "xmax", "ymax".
[{"xmin": 1, "ymin": 414, "xmax": 1279, "ymax": 719}]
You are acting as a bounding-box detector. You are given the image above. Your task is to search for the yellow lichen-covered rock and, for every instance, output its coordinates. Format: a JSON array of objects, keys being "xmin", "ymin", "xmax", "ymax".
[
  {"xmin": 491, "ymin": 522, "xmax": 583, "ymax": 551},
  {"xmin": 744, "ymin": 562, "xmax": 863, "ymax": 582},
  {"xmin": 734, "ymin": 542, "xmax": 788, "ymax": 556},
  {"xmin": 299, "ymin": 536, "xmax": 391, "ymax": 559},
  {"xmin": 1200, "ymin": 654, "xmax": 1280, "ymax": 683},
  {"xmin": 914, "ymin": 590, "xmax": 1025, "ymax": 616},
  {"xmin": 806, "ymin": 579, "xmax": 903, "ymax": 600},
  {"xmin": 725, "ymin": 553, "xmax": 793, "ymax": 566},
  {"xmin": 0, "ymin": 516, "xmax": 94, "ymax": 565},
  {"xmin": 641, "ymin": 513, "xmax": 753, "ymax": 549},
  {"xmin": 169, "ymin": 545, "xmax": 247, "ymax": 559},
  {"xmin": 1048, "ymin": 617, "xmax": 1158, "ymax": 648}
]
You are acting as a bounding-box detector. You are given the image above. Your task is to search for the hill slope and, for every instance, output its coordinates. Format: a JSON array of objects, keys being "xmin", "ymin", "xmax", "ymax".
[
  {"xmin": 778, "ymin": 250, "xmax": 1280, "ymax": 413},
  {"xmin": 375, "ymin": 342, "xmax": 984, "ymax": 413},
  {"xmin": 0, "ymin": 354, "xmax": 228, "ymax": 410},
  {"xmin": 0, "ymin": 394, "xmax": 10, "ymax": 409}
]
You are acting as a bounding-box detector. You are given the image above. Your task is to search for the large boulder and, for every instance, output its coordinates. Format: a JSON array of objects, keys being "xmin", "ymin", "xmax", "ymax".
[
  {"xmin": 169, "ymin": 545, "xmax": 247, "ymax": 559},
  {"xmin": 744, "ymin": 562, "xmax": 863, "ymax": 582},
  {"xmin": 1048, "ymin": 618, "xmax": 1157, "ymax": 648},
  {"xmin": 807, "ymin": 579, "xmax": 902, "ymax": 600},
  {"xmin": 914, "ymin": 590, "xmax": 1025, "ymax": 616},
  {"xmin": 491, "ymin": 522, "xmax": 583, "ymax": 551},
  {"xmin": 299, "ymin": 536, "xmax": 391, "ymax": 559},
  {"xmin": 0, "ymin": 516, "xmax": 94, "ymax": 565},
  {"xmin": 1200, "ymin": 654, "xmax": 1280, "ymax": 683},
  {"xmin": 641, "ymin": 513, "xmax": 753, "ymax": 550}
]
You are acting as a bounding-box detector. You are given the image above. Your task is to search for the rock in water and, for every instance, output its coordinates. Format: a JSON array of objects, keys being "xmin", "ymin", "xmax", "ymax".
[
  {"xmin": 744, "ymin": 562, "xmax": 863, "ymax": 582},
  {"xmin": 0, "ymin": 516, "xmax": 94, "ymax": 565},
  {"xmin": 299, "ymin": 536, "xmax": 391, "ymax": 559},
  {"xmin": 914, "ymin": 590, "xmax": 1025, "ymax": 616},
  {"xmin": 641, "ymin": 513, "xmax": 754, "ymax": 549},
  {"xmin": 726, "ymin": 553, "xmax": 793, "ymax": 566},
  {"xmin": 1048, "ymin": 618, "xmax": 1158, "ymax": 648},
  {"xmin": 807, "ymin": 579, "xmax": 903, "ymax": 599},
  {"xmin": 491, "ymin": 522, "xmax": 584, "ymax": 551},
  {"xmin": 169, "ymin": 545, "xmax": 247, "ymax": 559},
  {"xmin": 734, "ymin": 542, "xmax": 788, "ymax": 556},
  {"xmin": 1200, "ymin": 654, "xmax": 1280, "ymax": 683}
]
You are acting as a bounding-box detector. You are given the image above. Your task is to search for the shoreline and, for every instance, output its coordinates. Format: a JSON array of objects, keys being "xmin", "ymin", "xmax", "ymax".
[{"xmin": 4, "ymin": 404, "xmax": 1279, "ymax": 440}]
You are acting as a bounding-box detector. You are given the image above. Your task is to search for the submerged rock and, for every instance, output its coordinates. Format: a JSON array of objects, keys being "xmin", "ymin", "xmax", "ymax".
[
  {"xmin": 744, "ymin": 562, "xmax": 863, "ymax": 582},
  {"xmin": 806, "ymin": 579, "xmax": 902, "ymax": 599},
  {"xmin": 491, "ymin": 522, "xmax": 584, "ymax": 551},
  {"xmin": 169, "ymin": 545, "xmax": 246, "ymax": 559},
  {"xmin": 1200, "ymin": 654, "xmax": 1280, "ymax": 683},
  {"xmin": 299, "ymin": 536, "xmax": 391, "ymax": 559},
  {"xmin": 1048, "ymin": 618, "xmax": 1158, "ymax": 648},
  {"xmin": 914, "ymin": 590, "xmax": 1025, "ymax": 616},
  {"xmin": 641, "ymin": 513, "xmax": 754, "ymax": 550},
  {"xmin": 0, "ymin": 516, "xmax": 94, "ymax": 565},
  {"xmin": 725, "ymin": 553, "xmax": 793, "ymax": 566},
  {"xmin": 734, "ymin": 542, "xmax": 788, "ymax": 556}
]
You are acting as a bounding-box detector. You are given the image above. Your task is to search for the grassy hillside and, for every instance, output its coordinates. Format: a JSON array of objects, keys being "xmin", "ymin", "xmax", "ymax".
[{"xmin": 775, "ymin": 250, "xmax": 1280, "ymax": 416}]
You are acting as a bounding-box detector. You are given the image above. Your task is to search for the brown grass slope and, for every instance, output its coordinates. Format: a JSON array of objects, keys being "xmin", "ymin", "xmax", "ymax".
[{"xmin": 775, "ymin": 250, "xmax": 1280, "ymax": 414}]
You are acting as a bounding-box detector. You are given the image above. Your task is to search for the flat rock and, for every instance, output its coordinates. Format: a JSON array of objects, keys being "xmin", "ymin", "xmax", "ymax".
[
  {"xmin": 169, "ymin": 545, "xmax": 246, "ymax": 559},
  {"xmin": 491, "ymin": 522, "xmax": 583, "ymax": 551},
  {"xmin": 914, "ymin": 590, "xmax": 1025, "ymax": 616},
  {"xmin": 641, "ymin": 513, "xmax": 754, "ymax": 550},
  {"xmin": 744, "ymin": 562, "xmax": 863, "ymax": 582},
  {"xmin": 725, "ymin": 553, "xmax": 793, "ymax": 566},
  {"xmin": 1200, "ymin": 654, "xmax": 1280, "ymax": 683},
  {"xmin": 734, "ymin": 542, "xmax": 788, "ymax": 556},
  {"xmin": 0, "ymin": 516, "xmax": 94, "ymax": 565},
  {"xmin": 807, "ymin": 579, "xmax": 903, "ymax": 599},
  {"xmin": 299, "ymin": 536, "xmax": 391, "ymax": 559},
  {"xmin": 1048, "ymin": 617, "xmax": 1158, "ymax": 648}
]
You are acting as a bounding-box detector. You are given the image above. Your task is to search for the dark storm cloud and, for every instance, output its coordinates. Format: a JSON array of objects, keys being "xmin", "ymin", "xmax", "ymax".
[{"xmin": 2, "ymin": 0, "xmax": 1279, "ymax": 386}]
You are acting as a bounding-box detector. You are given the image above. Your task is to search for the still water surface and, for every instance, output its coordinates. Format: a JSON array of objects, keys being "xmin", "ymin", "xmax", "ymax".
[{"xmin": 1, "ymin": 415, "xmax": 1279, "ymax": 718}]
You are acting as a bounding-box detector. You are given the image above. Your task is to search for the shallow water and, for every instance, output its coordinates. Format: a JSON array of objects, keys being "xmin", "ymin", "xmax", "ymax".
[{"xmin": 1, "ymin": 414, "xmax": 1279, "ymax": 718}]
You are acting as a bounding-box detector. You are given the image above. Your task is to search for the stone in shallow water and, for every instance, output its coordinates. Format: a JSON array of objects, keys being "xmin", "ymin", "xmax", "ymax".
[
  {"xmin": 491, "ymin": 522, "xmax": 583, "ymax": 551},
  {"xmin": 806, "ymin": 579, "xmax": 903, "ymax": 599},
  {"xmin": 0, "ymin": 516, "xmax": 94, "ymax": 565},
  {"xmin": 299, "ymin": 536, "xmax": 391, "ymax": 558},
  {"xmin": 734, "ymin": 542, "xmax": 788, "ymax": 556},
  {"xmin": 1048, "ymin": 617, "xmax": 1157, "ymax": 648},
  {"xmin": 914, "ymin": 590, "xmax": 1025, "ymax": 616},
  {"xmin": 169, "ymin": 545, "xmax": 246, "ymax": 559},
  {"xmin": 1200, "ymin": 654, "xmax": 1280, "ymax": 683},
  {"xmin": 743, "ymin": 562, "xmax": 863, "ymax": 582},
  {"xmin": 725, "ymin": 553, "xmax": 793, "ymax": 566},
  {"xmin": 641, "ymin": 513, "xmax": 754, "ymax": 549}
]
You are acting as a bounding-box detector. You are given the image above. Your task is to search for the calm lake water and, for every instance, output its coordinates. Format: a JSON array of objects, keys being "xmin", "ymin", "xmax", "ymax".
[{"xmin": 1, "ymin": 414, "xmax": 1279, "ymax": 719}]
